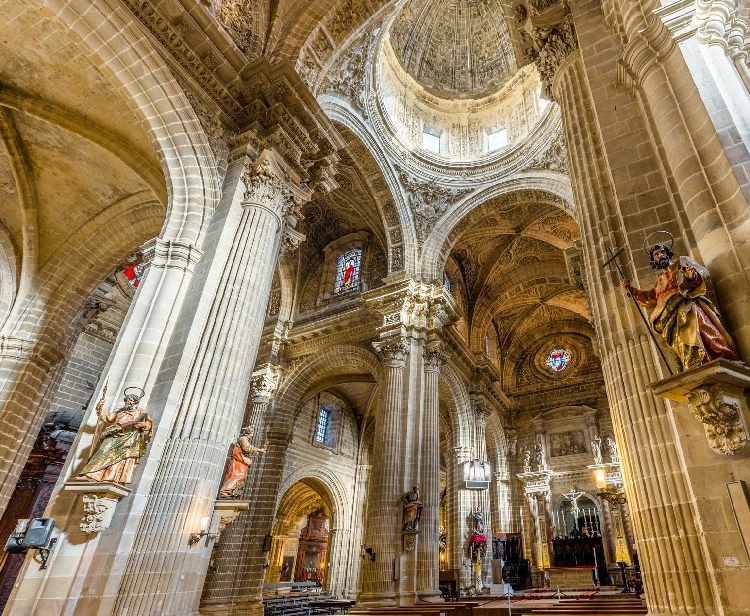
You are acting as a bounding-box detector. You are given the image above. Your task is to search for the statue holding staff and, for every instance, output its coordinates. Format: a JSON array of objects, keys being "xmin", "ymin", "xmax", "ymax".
[
  {"xmin": 621, "ymin": 232, "xmax": 739, "ymax": 372},
  {"xmin": 78, "ymin": 385, "xmax": 153, "ymax": 484}
]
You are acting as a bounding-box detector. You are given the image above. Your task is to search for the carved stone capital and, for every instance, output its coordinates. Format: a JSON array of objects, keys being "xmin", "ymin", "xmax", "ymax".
[
  {"xmin": 241, "ymin": 156, "xmax": 299, "ymax": 223},
  {"xmin": 650, "ymin": 359, "xmax": 750, "ymax": 456},
  {"xmin": 517, "ymin": 469, "xmax": 555, "ymax": 494},
  {"xmin": 527, "ymin": 8, "xmax": 579, "ymax": 101},
  {"xmin": 423, "ymin": 347, "xmax": 448, "ymax": 373},
  {"xmin": 279, "ymin": 226, "xmax": 306, "ymax": 259},
  {"xmin": 64, "ymin": 481, "xmax": 131, "ymax": 534},
  {"xmin": 373, "ymin": 337, "xmax": 410, "ymax": 368}
]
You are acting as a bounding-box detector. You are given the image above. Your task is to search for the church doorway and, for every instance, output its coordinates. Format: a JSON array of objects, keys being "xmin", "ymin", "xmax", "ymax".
[{"xmin": 267, "ymin": 478, "xmax": 335, "ymax": 589}]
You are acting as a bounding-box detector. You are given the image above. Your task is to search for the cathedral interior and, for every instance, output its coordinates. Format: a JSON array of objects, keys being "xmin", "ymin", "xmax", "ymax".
[{"xmin": 0, "ymin": 0, "xmax": 750, "ymax": 614}]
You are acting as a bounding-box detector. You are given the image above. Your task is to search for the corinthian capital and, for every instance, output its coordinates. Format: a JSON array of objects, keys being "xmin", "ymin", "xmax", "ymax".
[
  {"xmin": 373, "ymin": 337, "xmax": 409, "ymax": 367},
  {"xmin": 241, "ymin": 155, "xmax": 303, "ymax": 221},
  {"xmin": 423, "ymin": 348, "xmax": 448, "ymax": 373}
]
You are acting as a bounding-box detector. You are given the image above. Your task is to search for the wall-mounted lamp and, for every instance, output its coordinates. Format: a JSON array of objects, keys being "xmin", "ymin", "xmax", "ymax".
[
  {"xmin": 361, "ymin": 545, "xmax": 376, "ymax": 562},
  {"xmin": 463, "ymin": 459, "xmax": 491, "ymax": 489},
  {"xmin": 188, "ymin": 516, "xmax": 218, "ymax": 547},
  {"xmin": 593, "ymin": 468, "xmax": 607, "ymax": 490}
]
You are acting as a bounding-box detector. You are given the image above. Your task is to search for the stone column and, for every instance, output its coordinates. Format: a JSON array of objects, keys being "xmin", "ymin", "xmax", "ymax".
[
  {"xmin": 6, "ymin": 150, "xmax": 308, "ymax": 616},
  {"xmin": 266, "ymin": 535, "xmax": 289, "ymax": 583},
  {"xmin": 542, "ymin": 492, "xmax": 554, "ymax": 568},
  {"xmin": 598, "ymin": 497, "xmax": 617, "ymax": 566},
  {"xmin": 326, "ymin": 528, "xmax": 348, "ymax": 596},
  {"xmin": 553, "ymin": 44, "xmax": 723, "ymax": 616},
  {"xmin": 417, "ymin": 346, "xmax": 446, "ymax": 601},
  {"xmin": 472, "ymin": 405, "xmax": 493, "ymax": 588},
  {"xmin": 525, "ymin": 495, "xmax": 540, "ymax": 569},
  {"xmin": 358, "ymin": 337, "xmax": 409, "ymax": 606}
]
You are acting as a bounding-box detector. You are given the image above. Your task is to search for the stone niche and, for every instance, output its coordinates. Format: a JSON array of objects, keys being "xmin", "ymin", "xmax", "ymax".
[{"xmin": 532, "ymin": 405, "xmax": 601, "ymax": 471}]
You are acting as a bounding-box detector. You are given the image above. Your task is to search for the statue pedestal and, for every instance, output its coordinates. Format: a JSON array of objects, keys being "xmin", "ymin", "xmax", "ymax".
[
  {"xmin": 401, "ymin": 529, "xmax": 419, "ymax": 553},
  {"xmin": 649, "ymin": 358, "xmax": 750, "ymax": 455},
  {"xmin": 649, "ymin": 359, "xmax": 750, "ymax": 610},
  {"xmin": 213, "ymin": 500, "xmax": 250, "ymax": 543},
  {"xmin": 63, "ymin": 481, "xmax": 131, "ymax": 534}
]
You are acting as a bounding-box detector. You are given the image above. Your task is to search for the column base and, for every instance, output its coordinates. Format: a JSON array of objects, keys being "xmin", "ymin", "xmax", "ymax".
[
  {"xmin": 356, "ymin": 593, "xmax": 397, "ymax": 607},
  {"xmin": 417, "ymin": 590, "xmax": 444, "ymax": 602}
]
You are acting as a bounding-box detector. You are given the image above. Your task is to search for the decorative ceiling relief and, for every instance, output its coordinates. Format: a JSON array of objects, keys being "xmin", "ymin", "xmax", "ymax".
[
  {"xmin": 319, "ymin": 30, "xmax": 378, "ymax": 115},
  {"xmin": 390, "ymin": 0, "xmax": 517, "ymax": 98},
  {"xmin": 524, "ymin": 131, "xmax": 568, "ymax": 173},
  {"xmin": 394, "ymin": 165, "xmax": 473, "ymax": 246}
]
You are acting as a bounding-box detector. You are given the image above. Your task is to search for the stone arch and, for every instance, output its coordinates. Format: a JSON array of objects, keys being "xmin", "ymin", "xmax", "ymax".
[
  {"xmin": 319, "ymin": 98, "xmax": 416, "ymax": 275},
  {"xmin": 46, "ymin": 0, "xmax": 221, "ymax": 247},
  {"xmin": 439, "ymin": 362, "xmax": 473, "ymax": 447},
  {"xmin": 272, "ymin": 344, "xmax": 382, "ymax": 431},
  {"xmin": 276, "ymin": 468, "xmax": 351, "ymax": 533},
  {"xmin": 421, "ymin": 177, "xmax": 575, "ymax": 281},
  {"xmin": 0, "ymin": 221, "xmax": 17, "ymax": 330}
]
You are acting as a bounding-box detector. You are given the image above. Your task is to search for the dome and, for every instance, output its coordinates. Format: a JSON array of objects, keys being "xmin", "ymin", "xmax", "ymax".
[{"xmin": 389, "ymin": 0, "xmax": 517, "ymax": 99}]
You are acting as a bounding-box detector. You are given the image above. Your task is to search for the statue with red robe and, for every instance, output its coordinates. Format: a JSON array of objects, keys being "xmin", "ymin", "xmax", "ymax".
[{"xmin": 219, "ymin": 427, "xmax": 266, "ymax": 499}]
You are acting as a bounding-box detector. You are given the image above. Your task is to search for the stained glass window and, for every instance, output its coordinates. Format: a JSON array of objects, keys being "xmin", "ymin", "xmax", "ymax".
[
  {"xmin": 444, "ymin": 275, "xmax": 451, "ymax": 292},
  {"xmin": 316, "ymin": 407, "xmax": 330, "ymax": 443},
  {"xmin": 546, "ymin": 349, "xmax": 572, "ymax": 372},
  {"xmin": 123, "ymin": 262, "xmax": 147, "ymax": 288},
  {"xmin": 333, "ymin": 248, "xmax": 362, "ymax": 296}
]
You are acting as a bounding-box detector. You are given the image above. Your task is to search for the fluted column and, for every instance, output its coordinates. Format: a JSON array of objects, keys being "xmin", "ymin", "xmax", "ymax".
[
  {"xmin": 359, "ymin": 337, "xmax": 409, "ymax": 605},
  {"xmin": 417, "ymin": 346, "xmax": 446, "ymax": 601},
  {"xmin": 553, "ymin": 46, "xmax": 721, "ymax": 616},
  {"xmin": 598, "ymin": 498, "xmax": 617, "ymax": 565},
  {"xmin": 266, "ymin": 535, "xmax": 289, "ymax": 583},
  {"xmin": 526, "ymin": 495, "xmax": 540, "ymax": 569},
  {"xmin": 326, "ymin": 528, "xmax": 349, "ymax": 596}
]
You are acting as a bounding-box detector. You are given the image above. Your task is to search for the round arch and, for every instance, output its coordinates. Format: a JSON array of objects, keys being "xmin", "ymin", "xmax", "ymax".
[
  {"xmin": 421, "ymin": 178, "xmax": 575, "ymax": 281},
  {"xmin": 318, "ymin": 98, "xmax": 416, "ymax": 276},
  {"xmin": 272, "ymin": 344, "xmax": 382, "ymax": 432}
]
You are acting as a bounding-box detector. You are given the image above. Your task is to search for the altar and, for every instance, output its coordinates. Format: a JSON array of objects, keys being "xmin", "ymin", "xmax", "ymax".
[{"xmin": 547, "ymin": 566, "xmax": 597, "ymax": 588}]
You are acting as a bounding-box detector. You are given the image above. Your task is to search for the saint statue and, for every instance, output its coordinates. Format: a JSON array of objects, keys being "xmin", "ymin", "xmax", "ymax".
[
  {"xmin": 622, "ymin": 236, "xmax": 739, "ymax": 372},
  {"xmin": 591, "ymin": 434, "xmax": 603, "ymax": 464},
  {"xmin": 78, "ymin": 385, "xmax": 153, "ymax": 484},
  {"xmin": 534, "ymin": 441, "xmax": 547, "ymax": 471},
  {"xmin": 402, "ymin": 484, "xmax": 424, "ymax": 531},
  {"xmin": 219, "ymin": 427, "xmax": 266, "ymax": 499},
  {"xmin": 522, "ymin": 446, "xmax": 532, "ymax": 473},
  {"xmin": 604, "ymin": 434, "xmax": 619, "ymax": 463}
]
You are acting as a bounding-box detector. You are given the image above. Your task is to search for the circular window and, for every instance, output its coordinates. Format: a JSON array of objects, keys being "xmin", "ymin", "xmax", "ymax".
[{"xmin": 546, "ymin": 349, "xmax": 572, "ymax": 372}]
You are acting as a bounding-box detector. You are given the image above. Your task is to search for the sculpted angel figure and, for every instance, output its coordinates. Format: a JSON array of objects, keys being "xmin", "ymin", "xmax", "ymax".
[
  {"xmin": 622, "ymin": 236, "xmax": 739, "ymax": 372},
  {"xmin": 522, "ymin": 446, "xmax": 532, "ymax": 472},
  {"xmin": 78, "ymin": 385, "xmax": 153, "ymax": 484},
  {"xmin": 219, "ymin": 427, "xmax": 266, "ymax": 499},
  {"xmin": 402, "ymin": 484, "xmax": 424, "ymax": 531}
]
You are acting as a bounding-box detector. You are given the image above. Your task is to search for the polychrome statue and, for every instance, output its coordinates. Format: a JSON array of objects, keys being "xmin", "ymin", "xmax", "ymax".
[
  {"xmin": 219, "ymin": 427, "xmax": 266, "ymax": 499},
  {"xmin": 78, "ymin": 385, "xmax": 153, "ymax": 484},
  {"xmin": 622, "ymin": 233, "xmax": 739, "ymax": 372},
  {"xmin": 402, "ymin": 484, "xmax": 424, "ymax": 531}
]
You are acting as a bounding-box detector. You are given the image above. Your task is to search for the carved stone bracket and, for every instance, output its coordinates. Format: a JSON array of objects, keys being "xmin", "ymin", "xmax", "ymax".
[
  {"xmin": 650, "ymin": 359, "xmax": 750, "ymax": 456},
  {"xmin": 213, "ymin": 500, "xmax": 251, "ymax": 543},
  {"xmin": 517, "ymin": 469, "xmax": 555, "ymax": 495},
  {"xmin": 402, "ymin": 529, "xmax": 419, "ymax": 553},
  {"xmin": 64, "ymin": 481, "xmax": 131, "ymax": 534}
]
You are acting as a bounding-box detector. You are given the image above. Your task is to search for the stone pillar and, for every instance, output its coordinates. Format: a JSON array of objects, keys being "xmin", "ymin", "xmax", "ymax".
[
  {"xmin": 552, "ymin": 42, "xmax": 724, "ymax": 616},
  {"xmin": 6, "ymin": 150, "xmax": 308, "ymax": 616},
  {"xmin": 266, "ymin": 535, "xmax": 289, "ymax": 583},
  {"xmin": 525, "ymin": 495, "xmax": 539, "ymax": 569},
  {"xmin": 417, "ymin": 346, "xmax": 446, "ymax": 601},
  {"xmin": 326, "ymin": 528, "xmax": 349, "ymax": 596},
  {"xmin": 359, "ymin": 337, "xmax": 409, "ymax": 606},
  {"xmin": 542, "ymin": 492, "xmax": 554, "ymax": 568},
  {"xmin": 472, "ymin": 405, "xmax": 492, "ymax": 588},
  {"xmin": 598, "ymin": 497, "xmax": 617, "ymax": 566}
]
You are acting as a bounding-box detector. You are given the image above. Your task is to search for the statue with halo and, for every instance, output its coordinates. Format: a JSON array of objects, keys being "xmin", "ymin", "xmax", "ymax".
[
  {"xmin": 620, "ymin": 231, "xmax": 740, "ymax": 372},
  {"xmin": 77, "ymin": 385, "xmax": 153, "ymax": 485}
]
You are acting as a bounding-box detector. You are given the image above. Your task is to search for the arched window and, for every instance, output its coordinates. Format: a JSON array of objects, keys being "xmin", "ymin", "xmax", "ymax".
[
  {"xmin": 315, "ymin": 407, "xmax": 330, "ymax": 443},
  {"xmin": 333, "ymin": 248, "xmax": 362, "ymax": 296},
  {"xmin": 546, "ymin": 349, "xmax": 572, "ymax": 372},
  {"xmin": 123, "ymin": 262, "xmax": 147, "ymax": 288}
]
